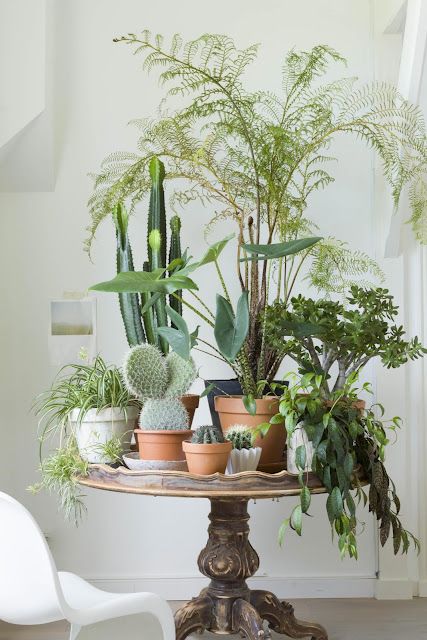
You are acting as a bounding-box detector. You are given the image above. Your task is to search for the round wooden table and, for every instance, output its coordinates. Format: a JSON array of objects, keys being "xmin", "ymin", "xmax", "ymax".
[{"xmin": 79, "ymin": 466, "xmax": 328, "ymax": 640}]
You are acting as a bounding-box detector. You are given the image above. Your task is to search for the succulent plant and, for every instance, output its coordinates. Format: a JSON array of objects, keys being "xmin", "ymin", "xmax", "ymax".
[
  {"xmin": 123, "ymin": 344, "xmax": 168, "ymax": 401},
  {"xmin": 165, "ymin": 353, "xmax": 197, "ymax": 398},
  {"xmin": 139, "ymin": 397, "xmax": 189, "ymax": 430},
  {"xmin": 191, "ymin": 425, "xmax": 225, "ymax": 444},
  {"xmin": 225, "ymin": 425, "xmax": 254, "ymax": 450}
]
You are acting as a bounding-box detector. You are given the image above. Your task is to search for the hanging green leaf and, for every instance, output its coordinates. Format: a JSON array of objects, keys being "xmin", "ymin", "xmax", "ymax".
[
  {"xmin": 243, "ymin": 394, "xmax": 257, "ymax": 416},
  {"xmin": 214, "ymin": 292, "xmax": 249, "ymax": 362},
  {"xmin": 300, "ymin": 486, "xmax": 311, "ymax": 513},
  {"xmin": 240, "ymin": 237, "xmax": 322, "ymax": 262},
  {"xmin": 290, "ymin": 505, "xmax": 303, "ymax": 536}
]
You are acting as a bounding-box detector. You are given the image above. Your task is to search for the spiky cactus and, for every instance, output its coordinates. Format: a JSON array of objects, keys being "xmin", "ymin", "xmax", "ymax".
[
  {"xmin": 192, "ymin": 425, "xmax": 225, "ymax": 444},
  {"xmin": 225, "ymin": 425, "xmax": 254, "ymax": 450},
  {"xmin": 139, "ymin": 398, "xmax": 189, "ymax": 430},
  {"xmin": 165, "ymin": 353, "xmax": 197, "ymax": 397},
  {"xmin": 113, "ymin": 202, "xmax": 145, "ymax": 347},
  {"xmin": 168, "ymin": 215, "xmax": 182, "ymax": 322},
  {"xmin": 123, "ymin": 344, "xmax": 168, "ymax": 400}
]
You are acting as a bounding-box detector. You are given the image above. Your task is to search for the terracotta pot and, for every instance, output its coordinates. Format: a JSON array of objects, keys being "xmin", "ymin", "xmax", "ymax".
[
  {"xmin": 180, "ymin": 394, "xmax": 200, "ymax": 426},
  {"xmin": 135, "ymin": 429, "xmax": 193, "ymax": 461},
  {"xmin": 214, "ymin": 396, "xmax": 285, "ymax": 465},
  {"xmin": 183, "ymin": 440, "xmax": 232, "ymax": 475}
]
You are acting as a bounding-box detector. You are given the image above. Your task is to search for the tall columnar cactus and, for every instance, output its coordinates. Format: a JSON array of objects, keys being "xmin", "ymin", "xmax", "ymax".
[
  {"xmin": 113, "ymin": 203, "xmax": 145, "ymax": 346},
  {"xmin": 168, "ymin": 215, "xmax": 182, "ymax": 323},
  {"xmin": 123, "ymin": 344, "xmax": 168, "ymax": 401},
  {"xmin": 139, "ymin": 398, "xmax": 189, "ymax": 430},
  {"xmin": 225, "ymin": 425, "xmax": 254, "ymax": 450},
  {"xmin": 191, "ymin": 425, "xmax": 225, "ymax": 444},
  {"xmin": 165, "ymin": 352, "xmax": 197, "ymax": 398}
]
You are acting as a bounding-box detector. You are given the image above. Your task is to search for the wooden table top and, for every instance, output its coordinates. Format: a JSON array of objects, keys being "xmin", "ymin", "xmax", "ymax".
[{"xmin": 78, "ymin": 465, "xmax": 327, "ymax": 499}]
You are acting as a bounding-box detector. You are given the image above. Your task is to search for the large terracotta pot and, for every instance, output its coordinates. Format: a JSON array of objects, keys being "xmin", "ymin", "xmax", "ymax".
[
  {"xmin": 214, "ymin": 396, "xmax": 285, "ymax": 465},
  {"xmin": 135, "ymin": 429, "xmax": 193, "ymax": 461},
  {"xmin": 180, "ymin": 394, "xmax": 200, "ymax": 426},
  {"xmin": 183, "ymin": 440, "xmax": 232, "ymax": 475}
]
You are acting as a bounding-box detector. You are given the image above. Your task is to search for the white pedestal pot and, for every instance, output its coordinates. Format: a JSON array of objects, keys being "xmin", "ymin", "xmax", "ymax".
[{"xmin": 71, "ymin": 406, "xmax": 139, "ymax": 464}]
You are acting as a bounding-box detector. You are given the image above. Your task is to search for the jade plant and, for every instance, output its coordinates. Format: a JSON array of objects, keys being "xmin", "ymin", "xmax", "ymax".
[
  {"xmin": 88, "ymin": 31, "xmax": 427, "ymax": 395},
  {"xmin": 225, "ymin": 426, "xmax": 254, "ymax": 450},
  {"xmin": 191, "ymin": 425, "xmax": 225, "ymax": 444},
  {"xmin": 270, "ymin": 373, "xmax": 419, "ymax": 559}
]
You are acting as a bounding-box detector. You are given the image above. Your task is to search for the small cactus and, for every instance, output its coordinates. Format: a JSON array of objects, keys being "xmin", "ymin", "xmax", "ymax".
[
  {"xmin": 225, "ymin": 425, "xmax": 254, "ymax": 450},
  {"xmin": 165, "ymin": 352, "xmax": 197, "ymax": 398},
  {"xmin": 191, "ymin": 425, "xmax": 225, "ymax": 444},
  {"xmin": 139, "ymin": 398, "xmax": 189, "ymax": 430},
  {"xmin": 123, "ymin": 344, "xmax": 168, "ymax": 401}
]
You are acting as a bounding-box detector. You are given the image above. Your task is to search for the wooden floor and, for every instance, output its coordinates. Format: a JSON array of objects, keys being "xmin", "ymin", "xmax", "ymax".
[{"xmin": 0, "ymin": 599, "xmax": 426, "ymax": 639}]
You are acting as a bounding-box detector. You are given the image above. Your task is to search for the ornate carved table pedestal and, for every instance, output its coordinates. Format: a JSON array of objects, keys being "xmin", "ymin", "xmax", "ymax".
[{"xmin": 80, "ymin": 466, "xmax": 328, "ymax": 640}]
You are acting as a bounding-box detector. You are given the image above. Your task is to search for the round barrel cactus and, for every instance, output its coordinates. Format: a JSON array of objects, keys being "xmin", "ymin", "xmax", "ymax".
[{"xmin": 139, "ymin": 397, "xmax": 189, "ymax": 430}]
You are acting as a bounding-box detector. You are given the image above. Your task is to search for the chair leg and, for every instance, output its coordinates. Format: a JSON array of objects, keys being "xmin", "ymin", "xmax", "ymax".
[{"xmin": 69, "ymin": 623, "xmax": 82, "ymax": 640}]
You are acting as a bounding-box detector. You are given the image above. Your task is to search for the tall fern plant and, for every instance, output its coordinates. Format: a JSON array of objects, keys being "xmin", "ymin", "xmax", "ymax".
[{"xmin": 88, "ymin": 32, "xmax": 427, "ymax": 389}]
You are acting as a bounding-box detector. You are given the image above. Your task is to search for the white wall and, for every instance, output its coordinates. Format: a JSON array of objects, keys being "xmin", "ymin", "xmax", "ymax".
[{"xmin": 0, "ymin": 0, "xmax": 412, "ymax": 598}]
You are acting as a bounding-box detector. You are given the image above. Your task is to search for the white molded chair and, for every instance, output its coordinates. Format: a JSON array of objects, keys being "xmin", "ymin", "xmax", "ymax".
[{"xmin": 0, "ymin": 492, "xmax": 175, "ymax": 640}]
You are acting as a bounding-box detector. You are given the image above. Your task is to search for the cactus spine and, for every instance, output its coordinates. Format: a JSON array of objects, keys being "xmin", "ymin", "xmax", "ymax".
[
  {"xmin": 168, "ymin": 215, "xmax": 182, "ymax": 323},
  {"xmin": 123, "ymin": 344, "xmax": 168, "ymax": 401},
  {"xmin": 165, "ymin": 353, "xmax": 196, "ymax": 398},
  {"xmin": 191, "ymin": 425, "xmax": 225, "ymax": 444},
  {"xmin": 113, "ymin": 202, "xmax": 145, "ymax": 346},
  {"xmin": 139, "ymin": 398, "xmax": 189, "ymax": 430},
  {"xmin": 225, "ymin": 425, "xmax": 254, "ymax": 450}
]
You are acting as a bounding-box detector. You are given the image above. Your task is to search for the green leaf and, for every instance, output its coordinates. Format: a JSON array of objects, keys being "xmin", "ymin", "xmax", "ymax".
[
  {"xmin": 295, "ymin": 444, "xmax": 307, "ymax": 471},
  {"xmin": 243, "ymin": 394, "xmax": 257, "ymax": 416},
  {"xmin": 300, "ymin": 486, "xmax": 311, "ymax": 513},
  {"xmin": 240, "ymin": 237, "xmax": 322, "ymax": 262},
  {"xmin": 278, "ymin": 519, "xmax": 289, "ymax": 546},
  {"xmin": 343, "ymin": 452, "xmax": 354, "ymax": 478},
  {"xmin": 278, "ymin": 320, "xmax": 323, "ymax": 338},
  {"xmin": 253, "ymin": 422, "xmax": 271, "ymax": 438},
  {"xmin": 200, "ymin": 383, "xmax": 215, "ymax": 398},
  {"xmin": 91, "ymin": 270, "xmax": 198, "ymax": 294},
  {"xmin": 156, "ymin": 305, "xmax": 194, "ymax": 360},
  {"xmin": 183, "ymin": 235, "xmax": 234, "ymax": 273},
  {"xmin": 326, "ymin": 487, "xmax": 343, "ymax": 523},
  {"xmin": 290, "ymin": 505, "xmax": 303, "ymax": 535},
  {"xmin": 214, "ymin": 292, "xmax": 249, "ymax": 362}
]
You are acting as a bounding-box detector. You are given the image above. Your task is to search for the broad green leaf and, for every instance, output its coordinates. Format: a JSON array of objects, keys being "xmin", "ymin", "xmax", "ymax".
[
  {"xmin": 343, "ymin": 452, "xmax": 354, "ymax": 478},
  {"xmin": 240, "ymin": 237, "xmax": 322, "ymax": 262},
  {"xmin": 278, "ymin": 320, "xmax": 323, "ymax": 338},
  {"xmin": 253, "ymin": 422, "xmax": 271, "ymax": 439},
  {"xmin": 157, "ymin": 327, "xmax": 190, "ymax": 360},
  {"xmin": 91, "ymin": 270, "xmax": 198, "ymax": 294},
  {"xmin": 278, "ymin": 519, "xmax": 289, "ymax": 546},
  {"xmin": 183, "ymin": 235, "xmax": 234, "ymax": 274},
  {"xmin": 243, "ymin": 394, "xmax": 257, "ymax": 416},
  {"xmin": 290, "ymin": 505, "xmax": 303, "ymax": 535},
  {"xmin": 327, "ymin": 487, "xmax": 343, "ymax": 523},
  {"xmin": 214, "ymin": 292, "xmax": 249, "ymax": 362},
  {"xmin": 300, "ymin": 486, "xmax": 311, "ymax": 513}
]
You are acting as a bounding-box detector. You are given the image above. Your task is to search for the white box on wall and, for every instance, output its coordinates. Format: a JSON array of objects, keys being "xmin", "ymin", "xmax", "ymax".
[{"xmin": 48, "ymin": 295, "xmax": 97, "ymax": 366}]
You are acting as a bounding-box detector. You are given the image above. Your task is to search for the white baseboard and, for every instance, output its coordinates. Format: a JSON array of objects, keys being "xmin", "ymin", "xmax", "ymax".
[
  {"xmin": 88, "ymin": 575, "xmax": 376, "ymax": 599},
  {"xmin": 375, "ymin": 579, "xmax": 414, "ymax": 600}
]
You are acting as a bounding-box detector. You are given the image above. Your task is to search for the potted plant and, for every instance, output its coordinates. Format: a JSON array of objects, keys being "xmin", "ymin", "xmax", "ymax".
[
  {"xmin": 88, "ymin": 33, "xmax": 426, "ymax": 465},
  {"xmin": 33, "ymin": 355, "xmax": 140, "ymax": 464},
  {"xmin": 225, "ymin": 426, "xmax": 261, "ymax": 474},
  {"xmin": 183, "ymin": 426, "xmax": 232, "ymax": 475},
  {"xmin": 123, "ymin": 344, "xmax": 196, "ymax": 465}
]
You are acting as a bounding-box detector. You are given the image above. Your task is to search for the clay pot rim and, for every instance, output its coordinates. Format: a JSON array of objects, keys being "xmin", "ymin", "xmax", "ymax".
[
  {"xmin": 214, "ymin": 395, "xmax": 279, "ymax": 409},
  {"xmin": 183, "ymin": 440, "xmax": 232, "ymax": 453},
  {"xmin": 135, "ymin": 429, "xmax": 193, "ymax": 436}
]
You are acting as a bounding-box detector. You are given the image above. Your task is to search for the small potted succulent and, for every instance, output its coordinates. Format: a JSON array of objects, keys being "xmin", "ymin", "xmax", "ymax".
[
  {"xmin": 183, "ymin": 426, "xmax": 232, "ymax": 475},
  {"xmin": 225, "ymin": 426, "xmax": 262, "ymax": 474},
  {"xmin": 123, "ymin": 344, "xmax": 196, "ymax": 465}
]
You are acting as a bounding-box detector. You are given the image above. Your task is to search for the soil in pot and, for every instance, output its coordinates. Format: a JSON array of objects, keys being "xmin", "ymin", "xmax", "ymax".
[
  {"xmin": 135, "ymin": 429, "xmax": 193, "ymax": 461},
  {"xmin": 183, "ymin": 440, "xmax": 232, "ymax": 475},
  {"xmin": 214, "ymin": 395, "xmax": 285, "ymax": 465}
]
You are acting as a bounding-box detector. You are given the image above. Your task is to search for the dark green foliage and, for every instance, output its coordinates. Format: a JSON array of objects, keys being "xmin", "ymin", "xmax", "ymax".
[
  {"xmin": 275, "ymin": 374, "xmax": 419, "ymax": 558},
  {"xmin": 191, "ymin": 425, "xmax": 225, "ymax": 444},
  {"xmin": 113, "ymin": 203, "xmax": 146, "ymax": 346},
  {"xmin": 266, "ymin": 286, "xmax": 426, "ymax": 395}
]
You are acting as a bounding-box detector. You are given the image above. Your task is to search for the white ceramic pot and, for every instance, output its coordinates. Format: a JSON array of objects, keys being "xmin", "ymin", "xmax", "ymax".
[
  {"xmin": 71, "ymin": 406, "xmax": 139, "ymax": 464},
  {"xmin": 226, "ymin": 447, "xmax": 262, "ymax": 474},
  {"xmin": 287, "ymin": 423, "xmax": 314, "ymax": 475}
]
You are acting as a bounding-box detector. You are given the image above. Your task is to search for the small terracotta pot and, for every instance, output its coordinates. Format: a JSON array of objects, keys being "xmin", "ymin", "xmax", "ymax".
[
  {"xmin": 180, "ymin": 394, "xmax": 200, "ymax": 426},
  {"xmin": 183, "ymin": 440, "xmax": 232, "ymax": 475},
  {"xmin": 135, "ymin": 429, "xmax": 193, "ymax": 461},
  {"xmin": 214, "ymin": 395, "xmax": 285, "ymax": 465}
]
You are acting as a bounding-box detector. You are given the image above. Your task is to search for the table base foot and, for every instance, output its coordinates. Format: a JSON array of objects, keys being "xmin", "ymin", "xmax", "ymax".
[{"xmin": 174, "ymin": 594, "xmax": 213, "ymax": 640}]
